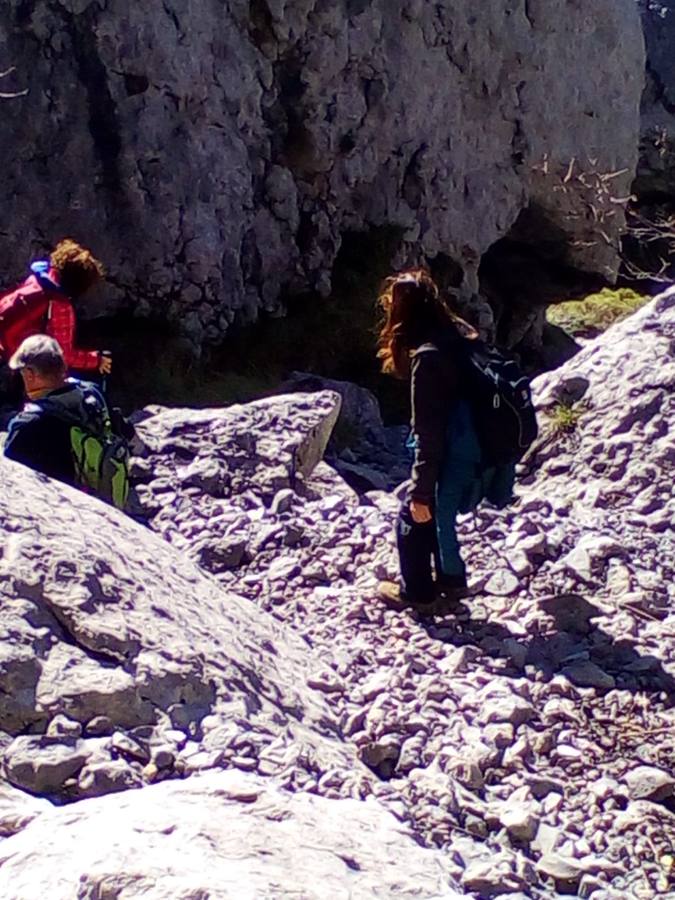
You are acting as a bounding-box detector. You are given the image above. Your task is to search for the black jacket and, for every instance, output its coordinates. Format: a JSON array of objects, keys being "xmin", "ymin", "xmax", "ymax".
[
  {"xmin": 4, "ymin": 381, "xmax": 108, "ymax": 488},
  {"xmin": 410, "ymin": 337, "xmax": 463, "ymax": 504}
]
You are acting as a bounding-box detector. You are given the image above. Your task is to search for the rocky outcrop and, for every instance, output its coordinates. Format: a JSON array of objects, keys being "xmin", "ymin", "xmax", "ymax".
[
  {"xmin": 0, "ymin": 388, "xmax": 464, "ymax": 898},
  {"xmin": 126, "ymin": 289, "xmax": 675, "ymax": 896},
  {"xmin": 0, "ymin": 393, "xmax": 371, "ymax": 811},
  {"xmin": 1, "ymin": 293, "xmax": 674, "ymax": 897},
  {"xmin": 0, "ymin": 771, "xmax": 462, "ymax": 900},
  {"xmin": 637, "ymin": 1, "xmax": 675, "ymax": 194},
  {"xmin": 0, "ymin": 1, "xmax": 644, "ymax": 347}
]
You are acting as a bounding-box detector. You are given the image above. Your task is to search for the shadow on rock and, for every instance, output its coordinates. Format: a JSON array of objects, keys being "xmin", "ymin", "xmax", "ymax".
[{"xmin": 426, "ymin": 592, "xmax": 675, "ymax": 700}]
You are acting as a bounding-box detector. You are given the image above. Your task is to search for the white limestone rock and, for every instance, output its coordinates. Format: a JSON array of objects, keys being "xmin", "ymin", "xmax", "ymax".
[
  {"xmin": 2, "ymin": 296, "xmax": 675, "ymax": 898},
  {"xmin": 0, "ymin": 784, "xmax": 51, "ymax": 839},
  {"xmin": 0, "ymin": 406, "xmax": 366, "ymax": 807},
  {"xmin": 624, "ymin": 766, "xmax": 675, "ymax": 804},
  {"xmin": 0, "ymin": 771, "xmax": 462, "ymax": 900}
]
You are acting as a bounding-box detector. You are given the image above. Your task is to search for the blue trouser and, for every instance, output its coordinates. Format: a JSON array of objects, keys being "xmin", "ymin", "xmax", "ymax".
[
  {"xmin": 435, "ymin": 459, "xmax": 473, "ymax": 578},
  {"xmin": 398, "ymin": 399, "xmax": 515, "ymax": 602}
]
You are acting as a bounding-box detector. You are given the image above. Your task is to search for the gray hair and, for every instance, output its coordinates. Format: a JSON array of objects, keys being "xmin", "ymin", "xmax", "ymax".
[{"xmin": 9, "ymin": 334, "xmax": 66, "ymax": 377}]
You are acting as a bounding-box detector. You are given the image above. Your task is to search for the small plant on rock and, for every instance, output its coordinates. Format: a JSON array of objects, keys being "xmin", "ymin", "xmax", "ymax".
[{"xmin": 548, "ymin": 401, "xmax": 586, "ymax": 435}]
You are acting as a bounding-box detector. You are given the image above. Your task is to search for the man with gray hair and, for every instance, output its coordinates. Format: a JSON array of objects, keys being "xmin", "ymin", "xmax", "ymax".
[{"xmin": 4, "ymin": 335, "xmax": 129, "ymax": 508}]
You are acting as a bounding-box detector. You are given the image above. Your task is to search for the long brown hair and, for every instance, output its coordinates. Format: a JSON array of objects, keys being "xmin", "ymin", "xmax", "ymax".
[
  {"xmin": 51, "ymin": 239, "xmax": 105, "ymax": 298},
  {"xmin": 376, "ymin": 268, "xmax": 476, "ymax": 379}
]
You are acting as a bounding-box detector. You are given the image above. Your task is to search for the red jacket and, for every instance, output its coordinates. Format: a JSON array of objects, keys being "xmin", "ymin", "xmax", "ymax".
[{"xmin": 0, "ymin": 269, "xmax": 100, "ymax": 372}]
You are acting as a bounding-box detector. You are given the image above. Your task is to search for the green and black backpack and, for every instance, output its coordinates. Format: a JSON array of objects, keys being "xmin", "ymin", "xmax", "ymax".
[{"xmin": 37, "ymin": 381, "xmax": 130, "ymax": 510}]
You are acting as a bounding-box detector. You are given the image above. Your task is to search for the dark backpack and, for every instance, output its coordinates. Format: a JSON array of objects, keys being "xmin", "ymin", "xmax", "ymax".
[
  {"xmin": 460, "ymin": 339, "xmax": 538, "ymax": 464},
  {"xmin": 36, "ymin": 382, "xmax": 131, "ymax": 510}
]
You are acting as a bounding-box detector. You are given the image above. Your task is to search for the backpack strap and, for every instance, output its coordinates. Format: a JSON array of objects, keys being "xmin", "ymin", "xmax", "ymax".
[{"xmin": 413, "ymin": 342, "xmax": 440, "ymax": 356}]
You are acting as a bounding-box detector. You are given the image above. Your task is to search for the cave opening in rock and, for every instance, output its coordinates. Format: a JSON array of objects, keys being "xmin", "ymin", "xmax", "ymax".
[
  {"xmin": 211, "ymin": 223, "xmax": 409, "ymax": 423},
  {"xmin": 428, "ymin": 252, "xmax": 464, "ymax": 292},
  {"xmin": 79, "ymin": 314, "xmax": 199, "ymax": 413},
  {"xmin": 478, "ymin": 204, "xmax": 608, "ymax": 370},
  {"xmin": 84, "ymin": 226, "xmax": 410, "ymax": 421}
]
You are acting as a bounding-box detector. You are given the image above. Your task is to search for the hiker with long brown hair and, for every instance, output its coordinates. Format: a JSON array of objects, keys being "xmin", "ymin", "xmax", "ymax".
[{"xmin": 376, "ymin": 268, "xmax": 489, "ymax": 616}]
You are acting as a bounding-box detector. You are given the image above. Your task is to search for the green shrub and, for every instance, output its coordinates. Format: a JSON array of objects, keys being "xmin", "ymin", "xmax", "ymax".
[{"xmin": 547, "ymin": 288, "xmax": 649, "ymax": 338}]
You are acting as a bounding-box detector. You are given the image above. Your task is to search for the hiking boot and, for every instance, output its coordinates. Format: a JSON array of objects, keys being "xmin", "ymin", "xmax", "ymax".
[
  {"xmin": 378, "ymin": 581, "xmax": 435, "ymax": 616},
  {"xmin": 409, "ymin": 599, "xmax": 437, "ymax": 619},
  {"xmin": 377, "ymin": 580, "xmax": 408, "ymax": 611},
  {"xmin": 434, "ymin": 574, "xmax": 471, "ymax": 615}
]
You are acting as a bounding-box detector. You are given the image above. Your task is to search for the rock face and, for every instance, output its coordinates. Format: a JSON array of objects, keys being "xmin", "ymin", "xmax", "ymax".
[
  {"xmin": 0, "ymin": 1, "xmax": 644, "ymax": 346},
  {"xmin": 1, "ymin": 293, "xmax": 674, "ymax": 897}
]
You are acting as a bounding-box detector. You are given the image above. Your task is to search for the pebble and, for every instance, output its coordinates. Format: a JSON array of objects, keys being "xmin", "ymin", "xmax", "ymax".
[
  {"xmin": 624, "ymin": 766, "xmax": 675, "ymax": 803},
  {"xmin": 484, "ymin": 570, "xmax": 520, "ymax": 597},
  {"xmin": 499, "ymin": 801, "xmax": 540, "ymax": 843},
  {"xmin": 561, "ymin": 660, "xmax": 616, "ymax": 690}
]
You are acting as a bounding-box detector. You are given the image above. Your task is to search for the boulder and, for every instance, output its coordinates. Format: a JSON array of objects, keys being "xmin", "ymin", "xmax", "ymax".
[
  {"xmin": 0, "ymin": 771, "xmax": 462, "ymax": 900},
  {"xmin": 3, "ymin": 736, "xmax": 91, "ymax": 795},
  {"xmin": 0, "ymin": 421, "xmax": 368, "ymax": 806},
  {"xmin": 536, "ymin": 853, "xmax": 584, "ymax": 891},
  {"xmin": 279, "ymin": 373, "xmax": 387, "ymax": 450}
]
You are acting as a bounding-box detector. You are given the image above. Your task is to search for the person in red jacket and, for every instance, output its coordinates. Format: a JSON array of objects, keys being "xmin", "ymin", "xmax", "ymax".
[
  {"xmin": 0, "ymin": 239, "xmax": 111, "ymax": 374},
  {"xmin": 0, "ymin": 239, "xmax": 111, "ymax": 425}
]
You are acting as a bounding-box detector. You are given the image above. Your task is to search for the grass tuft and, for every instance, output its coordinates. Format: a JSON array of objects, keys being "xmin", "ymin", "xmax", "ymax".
[{"xmin": 547, "ymin": 401, "xmax": 586, "ymax": 435}]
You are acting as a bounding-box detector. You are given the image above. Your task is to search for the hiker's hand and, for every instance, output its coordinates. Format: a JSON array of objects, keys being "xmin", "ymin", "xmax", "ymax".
[
  {"xmin": 99, "ymin": 354, "xmax": 112, "ymax": 375},
  {"xmin": 410, "ymin": 500, "xmax": 432, "ymax": 524}
]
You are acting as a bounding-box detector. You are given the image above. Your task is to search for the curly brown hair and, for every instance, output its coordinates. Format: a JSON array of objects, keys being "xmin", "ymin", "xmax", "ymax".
[
  {"xmin": 376, "ymin": 268, "xmax": 475, "ymax": 379},
  {"xmin": 50, "ymin": 239, "xmax": 105, "ymax": 298}
]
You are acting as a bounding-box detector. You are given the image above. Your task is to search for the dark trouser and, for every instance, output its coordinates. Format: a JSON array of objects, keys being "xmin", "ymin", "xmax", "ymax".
[
  {"xmin": 396, "ymin": 504, "xmax": 441, "ymax": 605},
  {"xmin": 396, "ymin": 498, "xmax": 466, "ymax": 605}
]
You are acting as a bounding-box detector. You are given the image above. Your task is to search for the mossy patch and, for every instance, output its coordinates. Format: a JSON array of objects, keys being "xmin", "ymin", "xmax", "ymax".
[{"xmin": 547, "ymin": 288, "xmax": 649, "ymax": 338}]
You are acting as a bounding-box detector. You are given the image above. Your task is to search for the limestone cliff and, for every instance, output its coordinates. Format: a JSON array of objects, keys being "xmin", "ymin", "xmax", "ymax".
[{"xmin": 0, "ymin": 1, "xmax": 644, "ymax": 347}]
